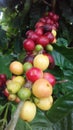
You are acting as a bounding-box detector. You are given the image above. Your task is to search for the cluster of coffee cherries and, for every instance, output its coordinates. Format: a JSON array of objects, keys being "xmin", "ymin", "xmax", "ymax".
[
  {"xmin": 2, "ymin": 12, "xmax": 59, "ymax": 122},
  {"xmin": 23, "ymin": 11, "xmax": 59, "ymax": 54}
]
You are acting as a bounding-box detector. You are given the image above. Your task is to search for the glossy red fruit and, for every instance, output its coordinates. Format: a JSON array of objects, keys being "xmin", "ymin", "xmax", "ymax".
[
  {"xmin": 43, "ymin": 72, "xmax": 56, "ymax": 86},
  {"xmin": 27, "ymin": 32, "xmax": 39, "ymax": 42},
  {"xmin": 25, "ymin": 30, "xmax": 33, "ymax": 37},
  {"xmin": 48, "ymin": 12, "xmax": 54, "ymax": 18},
  {"xmin": 52, "ymin": 25, "xmax": 56, "ymax": 30},
  {"xmin": 52, "ymin": 14, "xmax": 59, "ymax": 22},
  {"xmin": 35, "ymin": 21, "xmax": 44, "ymax": 28},
  {"xmin": 39, "ymin": 17, "xmax": 46, "ymax": 23},
  {"xmin": 45, "ymin": 32, "xmax": 54, "ymax": 43},
  {"xmin": 23, "ymin": 39, "xmax": 35, "ymax": 52},
  {"xmin": 37, "ymin": 35, "xmax": 49, "ymax": 47},
  {"xmin": 55, "ymin": 22, "xmax": 59, "ymax": 29},
  {"xmin": 46, "ymin": 19, "xmax": 54, "ymax": 25},
  {"xmin": 26, "ymin": 67, "xmax": 43, "ymax": 82},
  {"xmin": 35, "ymin": 27, "xmax": 43, "ymax": 36}
]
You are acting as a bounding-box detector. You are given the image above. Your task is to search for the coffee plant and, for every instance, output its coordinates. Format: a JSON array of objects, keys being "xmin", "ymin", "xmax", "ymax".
[{"xmin": 0, "ymin": 0, "xmax": 73, "ymax": 130}]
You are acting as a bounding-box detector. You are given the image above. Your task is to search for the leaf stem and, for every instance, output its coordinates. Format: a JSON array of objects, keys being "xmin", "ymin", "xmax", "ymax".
[
  {"xmin": 26, "ymin": 122, "xmax": 32, "ymax": 130},
  {"xmin": 56, "ymin": 79, "xmax": 69, "ymax": 84},
  {"xmin": 4, "ymin": 101, "xmax": 24, "ymax": 130},
  {"xmin": 2, "ymin": 103, "xmax": 10, "ymax": 128}
]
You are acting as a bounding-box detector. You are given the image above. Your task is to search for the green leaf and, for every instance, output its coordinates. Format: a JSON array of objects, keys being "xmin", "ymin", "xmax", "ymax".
[
  {"xmin": 52, "ymin": 112, "xmax": 73, "ymax": 130},
  {"xmin": 30, "ymin": 109, "xmax": 53, "ymax": 130},
  {"xmin": 52, "ymin": 50, "xmax": 73, "ymax": 70},
  {"xmin": 0, "ymin": 105, "xmax": 6, "ymax": 116},
  {"xmin": 0, "ymin": 54, "xmax": 13, "ymax": 78},
  {"xmin": 51, "ymin": 45, "xmax": 73, "ymax": 95},
  {"xmin": 53, "ymin": 44, "xmax": 73, "ymax": 65},
  {"xmin": 46, "ymin": 91, "xmax": 73, "ymax": 123},
  {"xmin": 56, "ymin": 38, "xmax": 69, "ymax": 47},
  {"xmin": 15, "ymin": 118, "xmax": 27, "ymax": 130},
  {"xmin": 0, "ymin": 27, "xmax": 8, "ymax": 50}
]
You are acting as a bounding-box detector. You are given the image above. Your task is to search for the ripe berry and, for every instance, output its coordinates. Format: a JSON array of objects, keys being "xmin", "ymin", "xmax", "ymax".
[
  {"xmin": 36, "ymin": 35, "xmax": 49, "ymax": 47},
  {"xmin": 48, "ymin": 12, "xmax": 54, "ymax": 18},
  {"xmin": 25, "ymin": 30, "xmax": 33, "ymax": 37},
  {"xmin": 39, "ymin": 17, "xmax": 46, "ymax": 23},
  {"xmin": 35, "ymin": 21, "xmax": 44, "ymax": 28},
  {"xmin": 46, "ymin": 19, "xmax": 54, "ymax": 25},
  {"xmin": 27, "ymin": 31, "xmax": 39, "ymax": 42},
  {"xmin": 43, "ymin": 72, "xmax": 56, "ymax": 86},
  {"xmin": 35, "ymin": 27, "xmax": 43, "ymax": 36},
  {"xmin": 45, "ymin": 32, "xmax": 54, "ymax": 43},
  {"xmin": 26, "ymin": 67, "xmax": 43, "ymax": 82},
  {"xmin": 23, "ymin": 39, "xmax": 35, "ymax": 52},
  {"xmin": 52, "ymin": 14, "xmax": 59, "ymax": 22}
]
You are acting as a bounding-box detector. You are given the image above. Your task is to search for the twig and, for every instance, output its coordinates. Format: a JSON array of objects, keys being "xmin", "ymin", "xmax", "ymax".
[
  {"xmin": 56, "ymin": 79, "xmax": 69, "ymax": 84},
  {"xmin": 4, "ymin": 101, "xmax": 24, "ymax": 130},
  {"xmin": 42, "ymin": 0, "xmax": 51, "ymax": 7}
]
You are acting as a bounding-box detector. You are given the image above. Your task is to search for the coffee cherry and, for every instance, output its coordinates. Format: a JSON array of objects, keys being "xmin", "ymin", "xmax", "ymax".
[
  {"xmin": 43, "ymin": 72, "xmax": 56, "ymax": 86},
  {"xmin": 36, "ymin": 35, "xmax": 49, "ymax": 47},
  {"xmin": 46, "ymin": 44, "xmax": 53, "ymax": 51},
  {"xmin": 48, "ymin": 12, "xmax": 54, "ymax": 18},
  {"xmin": 43, "ymin": 24, "xmax": 52, "ymax": 32},
  {"xmin": 23, "ymin": 62, "xmax": 33, "ymax": 72},
  {"xmin": 52, "ymin": 14, "xmax": 59, "ymax": 22},
  {"xmin": 23, "ymin": 55, "xmax": 34, "ymax": 64},
  {"xmin": 23, "ymin": 39, "xmax": 35, "ymax": 52},
  {"xmin": 35, "ymin": 21, "xmax": 44, "ymax": 28},
  {"xmin": 25, "ymin": 30, "xmax": 33, "ymax": 37},
  {"xmin": 45, "ymin": 53, "xmax": 55, "ymax": 69},
  {"xmin": 35, "ymin": 27, "xmax": 43, "ymax": 36},
  {"xmin": 26, "ymin": 67, "xmax": 43, "ymax": 82},
  {"xmin": 35, "ymin": 44, "xmax": 43, "ymax": 52},
  {"xmin": 39, "ymin": 17, "xmax": 46, "ymax": 23},
  {"xmin": 27, "ymin": 31, "xmax": 39, "ymax": 42},
  {"xmin": 45, "ymin": 32, "xmax": 54, "ymax": 43}
]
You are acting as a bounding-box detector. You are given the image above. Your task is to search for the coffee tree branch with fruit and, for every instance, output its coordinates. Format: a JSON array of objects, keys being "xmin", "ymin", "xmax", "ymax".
[
  {"xmin": 0, "ymin": 11, "xmax": 59, "ymax": 129},
  {"xmin": 0, "ymin": 0, "xmax": 73, "ymax": 130}
]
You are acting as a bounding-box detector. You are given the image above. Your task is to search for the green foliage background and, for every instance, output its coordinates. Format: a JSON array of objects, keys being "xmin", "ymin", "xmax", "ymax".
[{"xmin": 0, "ymin": 0, "xmax": 73, "ymax": 129}]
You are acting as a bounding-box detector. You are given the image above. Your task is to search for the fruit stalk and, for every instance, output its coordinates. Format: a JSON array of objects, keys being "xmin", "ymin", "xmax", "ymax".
[
  {"xmin": 4, "ymin": 101, "xmax": 24, "ymax": 130},
  {"xmin": 22, "ymin": 0, "xmax": 32, "ymax": 17},
  {"xmin": 52, "ymin": 0, "xmax": 56, "ymax": 12}
]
